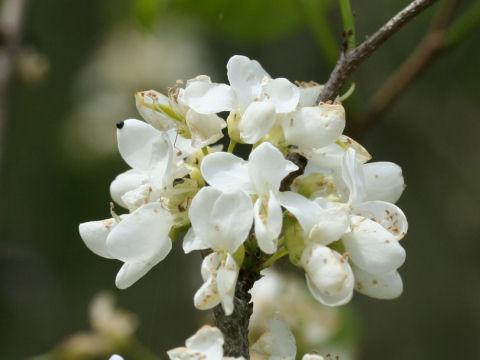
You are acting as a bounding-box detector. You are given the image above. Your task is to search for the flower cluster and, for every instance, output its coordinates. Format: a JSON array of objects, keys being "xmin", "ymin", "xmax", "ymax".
[{"xmin": 79, "ymin": 55, "xmax": 408, "ymax": 314}]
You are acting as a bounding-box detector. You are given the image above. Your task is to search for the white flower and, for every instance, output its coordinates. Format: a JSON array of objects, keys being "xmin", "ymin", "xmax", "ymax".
[
  {"xmin": 301, "ymin": 243, "xmax": 354, "ymax": 306},
  {"xmin": 135, "ymin": 84, "xmax": 227, "ymax": 148},
  {"xmin": 281, "ymin": 103, "xmax": 346, "ymax": 149},
  {"xmin": 184, "ymin": 187, "xmax": 253, "ymax": 315},
  {"xmin": 183, "ymin": 187, "xmax": 253, "ymax": 254},
  {"xmin": 167, "ymin": 325, "xmax": 245, "ymax": 360},
  {"xmin": 252, "ymin": 317, "xmax": 296, "ymax": 360},
  {"xmin": 252, "ymin": 317, "xmax": 325, "ymax": 360},
  {"xmin": 200, "ymin": 142, "xmax": 298, "ymax": 254},
  {"xmin": 111, "ymin": 119, "xmax": 194, "ymax": 211},
  {"xmin": 183, "ymin": 55, "xmax": 300, "ymax": 144},
  {"xmin": 79, "ymin": 202, "xmax": 173, "ymax": 289},
  {"xmin": 194, "ymin": 252, "xmax": 239, "ymax": 316}
]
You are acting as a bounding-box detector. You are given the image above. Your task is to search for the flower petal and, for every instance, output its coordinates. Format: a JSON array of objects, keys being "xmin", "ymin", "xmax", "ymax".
[
  {"xmin": 252, "ymin": 317, "xmax": 296, "ymax": 360},
  {"xmin": 248, "ymin": 142, "xmax": 297, "ymax": 195},
  {"xmin": 352, "ymin": 264, "xmax": 403, "ymax": 299},
  {"xmin": 79, "ymin": 219, "xmax": 117, "ymax": 259},
  {"xmin": 254, "ymin": 192, "xmax": 283, "ymax": 254},
  {"xmin": 217, "ymin": 253, "xmax": 239, "ymax": 315},
  {"xmin": 341, "ymin": 148, "xmax": 365, "ymax": 205},
  {"xmin": 363, "ymin": 161, "xmax": 404, "ymax": 203},
  {"xmin": 201, "ymin": 152, "xmax": 251, "ymax": 192},
  {"xmin": 309, "ymin": 204, "xmax": 349, "ymax": 245},
  {"xmin": 116, "ymin": 119, "xmax": 169, "ymax": 172},
  {"xmin": 262, "ymin": 77, "xmax": 300, "ymax": 113},
  {"xmin": 282, "ymin": 104, "xmax": 345, "ymax": 149},
  {"xmin": 189, "ymin": 187, "xmax": 253, "ymax": 253},
  {"xmin": 342, "ymin": 216, "xmax": 406, "ymax": 273},
  {"xmin": 238, "ymin": 101, "xmax": 276, "ymax": 144},
  {"xmin": 278, "ymin": 191, "xmax": 320, "ymax": 235},
  {"xmin": 106, "ymin": 203, "xmax": 173, "ymax": 262},
  {"xmin": 182, "ymin": 228, "xmax": 209, "ymax": 254},
  {"xmin": 186, "ymin": 109, "xmax": 226, "ymax": 148},
  {"xmin": 353, "ymin": 201, "xmax": 408, "ymax": 240},
  {"xmin": 302, "ymin": 244, "xmax": 354, "ymax": 306},
  {"xmin": 298, "ymin": 82, "xmax": 323, "ymax": 107},
  {"xmin": 135, "ymin": 90, "xmax": 177, "ymax": 131},
  {"xmin": 185, "ymin": 325, "xmax": 224, "ymax": 360},
  {"xmin": 227, "ymin": 55, "xmax": 269, "ymax": 110},
  {"xmin": 183, "ymin": 80, "xmax": 236, "ymax": 114},
  {"xmin": 110, "ymin": 169, "xmax": 149, "ymax": 209},
  {"xmin": 115, "ymin": 259, "xmax": 159, "ymax": 289}
]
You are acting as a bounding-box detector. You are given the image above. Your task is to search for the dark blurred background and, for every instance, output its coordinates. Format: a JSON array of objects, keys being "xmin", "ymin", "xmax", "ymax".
[{"xmin": 1, "ymin": 0, "xmax": 479, "ymax": 359}]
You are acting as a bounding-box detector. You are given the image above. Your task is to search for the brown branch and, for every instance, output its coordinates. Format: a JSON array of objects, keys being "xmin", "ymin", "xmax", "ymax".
[
  {"xmin": 350, "ymin": 0, "xmax": 458, "ymax": 137},
  {"xmin": 317, "ymin": 0, "xmax": 439, "ymax": 103},
  {"xmin": 213, "ymin": 268, "xmax": 260, "ymax": 359},
  {"xmin": 0, "ymin": 0, "xmax": 29, "ymax": 177}
]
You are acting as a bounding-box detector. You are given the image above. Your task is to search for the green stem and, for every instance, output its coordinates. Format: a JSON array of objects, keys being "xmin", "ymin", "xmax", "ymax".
[
  {"xmin": 444, "ymin": 1, "xmax": 480, "ymax": 47},
  {"xmin": 227, "ymin": 139, "xmax": 237, "ymax": 153},
  {"xmin": 339, "ymin": 0, "xmax": 356, "ymax": 51},
  {"xmin": 260, "ymin": 247, "xmax": 289, "ymax": 270}
]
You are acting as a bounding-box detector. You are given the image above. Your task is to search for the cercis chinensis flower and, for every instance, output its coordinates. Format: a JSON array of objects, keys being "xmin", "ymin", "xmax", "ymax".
[{"xmin": 80, "ymin": 55, "xmax": 408, "ymax": 313}]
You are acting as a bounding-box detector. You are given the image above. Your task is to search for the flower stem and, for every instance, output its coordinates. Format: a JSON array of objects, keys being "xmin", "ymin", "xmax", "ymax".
[
  {"xmin": 260, "ymin": 247, "xmax": 289, "ymax": 270},
  {"xmin": 227, "ymin": 139, "xmax": 237, "ymax": 153}
]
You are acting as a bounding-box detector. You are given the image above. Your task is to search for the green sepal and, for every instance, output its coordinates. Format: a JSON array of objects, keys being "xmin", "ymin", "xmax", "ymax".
[
  {"xmin": 283, "ymin": 215, "xmax": 307, "ymax": 267},
  {"xmin": 232, "ymin": 244, "xmax": 245, "ymax": 268}
]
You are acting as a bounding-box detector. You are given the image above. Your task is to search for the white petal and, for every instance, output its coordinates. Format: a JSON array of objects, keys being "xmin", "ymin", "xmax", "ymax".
[
  {"xmin": 194, "ymin": 275, "xmax": 221, "ymax": 311},
  {"xmin": 135, "ymin": 90, "xmax": 177, "ymax": 131},
  {"xmin": 182, "ymin": 228, "xmax": 209, "ymax": 254},
  {"xmin": 254, "ymin": 192, "xmax": 283, "ymax": 254},
  {"xmin": 185, "ymin": 325, "xmax": 224, "ymax": 360},
  {"xmin": 121, "ymin": 183, "xmax": 151, "ymax": 211},
  {"xmin": 166, "ymin": 129, "xmax": 196, "ymax": 162},
  {"xmin": 116, "ymin": 119, "xmax": 169, "ymax": 172},
  {"xmin": 252, "ymin": 317, "xmax": 296, "ymax": 360},
  {"xmin": 262, "ymin": 77, "xmax": 300, "ymax": 113},
  {"xmin": 189, "ymin": 187, "xmax": 253, "ymax": 253},
  {"xmin": 342, "ymin": 216, "xmax": 406, "ymax": 274},
  {"xmin": 106, "ymin": 203, "xmax": 173, "ymax": 262},
  {"xmin": 238, "ymin": 101, "xmax": 276, "ymax": 144},
  {"xmin": 227, "ymin": 55, "xmax": 269, "ymax": 110},
  {"xmin": 278, "ymin": 191, "xmax": 320, "ymax": 234},
  {"xmin": 79, "ymin": 219, "xmax": 117, "ymax": 259},
  {"xmin": 115, "ymin": 258, "xmax": 159, "ymax": 289},
  {"xmin": 353, "ymin": 201, "xmax": 408, "ymax": 240},
  {"xmin": 352, "ymin": 264, "xmax": 403, "ymax": 299},
  {"xmin": 248, "ymin": 142, "xmax": 297, "ymax": 195},
  {"xmin": 186, "ymin": 109, "xmax": 226, "ymax": 148},
  {"xmin": 217, "ymin": 253, "xmax": 239, "ymax": 316},
  {"xmin": 201, "ymin": 152, "xmax": 251, "ymax": 192},
  {"xmin": 337, "ymin": 135, "xmax": 372, "ymax": 163},
  {"xmin": 183, "ymin": 81, "xmax": 236, "ymax": 114},
  {"xmin": 341, "ymin": 148, "xmax": 365, "ymax": 205},
  {"xmin": 302, "ymin": 244, "xmax": 354, "ymax": 306},
  {"xmin": 309, "ymin": 204, "xmax": 349, "ymax": 245},
  {"xmin": 298, "ymin": 82, "xmax": 323, "ymax": 107},
  {"xmin": 282, "ymin": 105, "xmax": 345, "ymax": 149},
  {"xmin": 110, "ymin": 169, "xmax": 149, "ymax": 209},
  {"xmin": 363, "ymin": 161, "xmax": 405, "ymax": 203}
]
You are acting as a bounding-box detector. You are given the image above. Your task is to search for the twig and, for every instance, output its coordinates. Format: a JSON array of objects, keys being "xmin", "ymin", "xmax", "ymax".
[
  {"xmin": 0, "ymin": 0, "xmax": 29, "ymax": 177},
  {"xmin": 339, "ymin": 0, "xmax": 356, "ymax": 51},
  {"xmin": 317, "ymin": 0, "xmax": 439, "ymax": 103},
  {"xmin": 213, "ymin": 268, "xmax": 260, "ymax": 359},
  {"xmin": 352, "ymin": 0, "xmax": 480, "ymax": 137}
]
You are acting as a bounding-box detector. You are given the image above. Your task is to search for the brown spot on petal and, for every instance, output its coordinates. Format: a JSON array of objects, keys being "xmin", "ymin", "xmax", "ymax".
[
  {"xmin": 372, "ymin": 279, "xmax": 378, "ymax": 285},
  {"xmin": 214, "ymin": 225, "xmax": 220, "ymax": 231}
]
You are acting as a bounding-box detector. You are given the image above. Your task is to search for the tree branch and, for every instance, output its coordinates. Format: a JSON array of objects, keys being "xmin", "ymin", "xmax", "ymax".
[
  {"xmin": 213, "ymin": 267, "xmax": 260, "ymax": 359},
  {"xmin": 317, "ymin": 0, "xmax": 439, "ymax": 103},
  {"xmin": 351, "ymin": 0, "xmax": 480, "ymax": 137}
]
